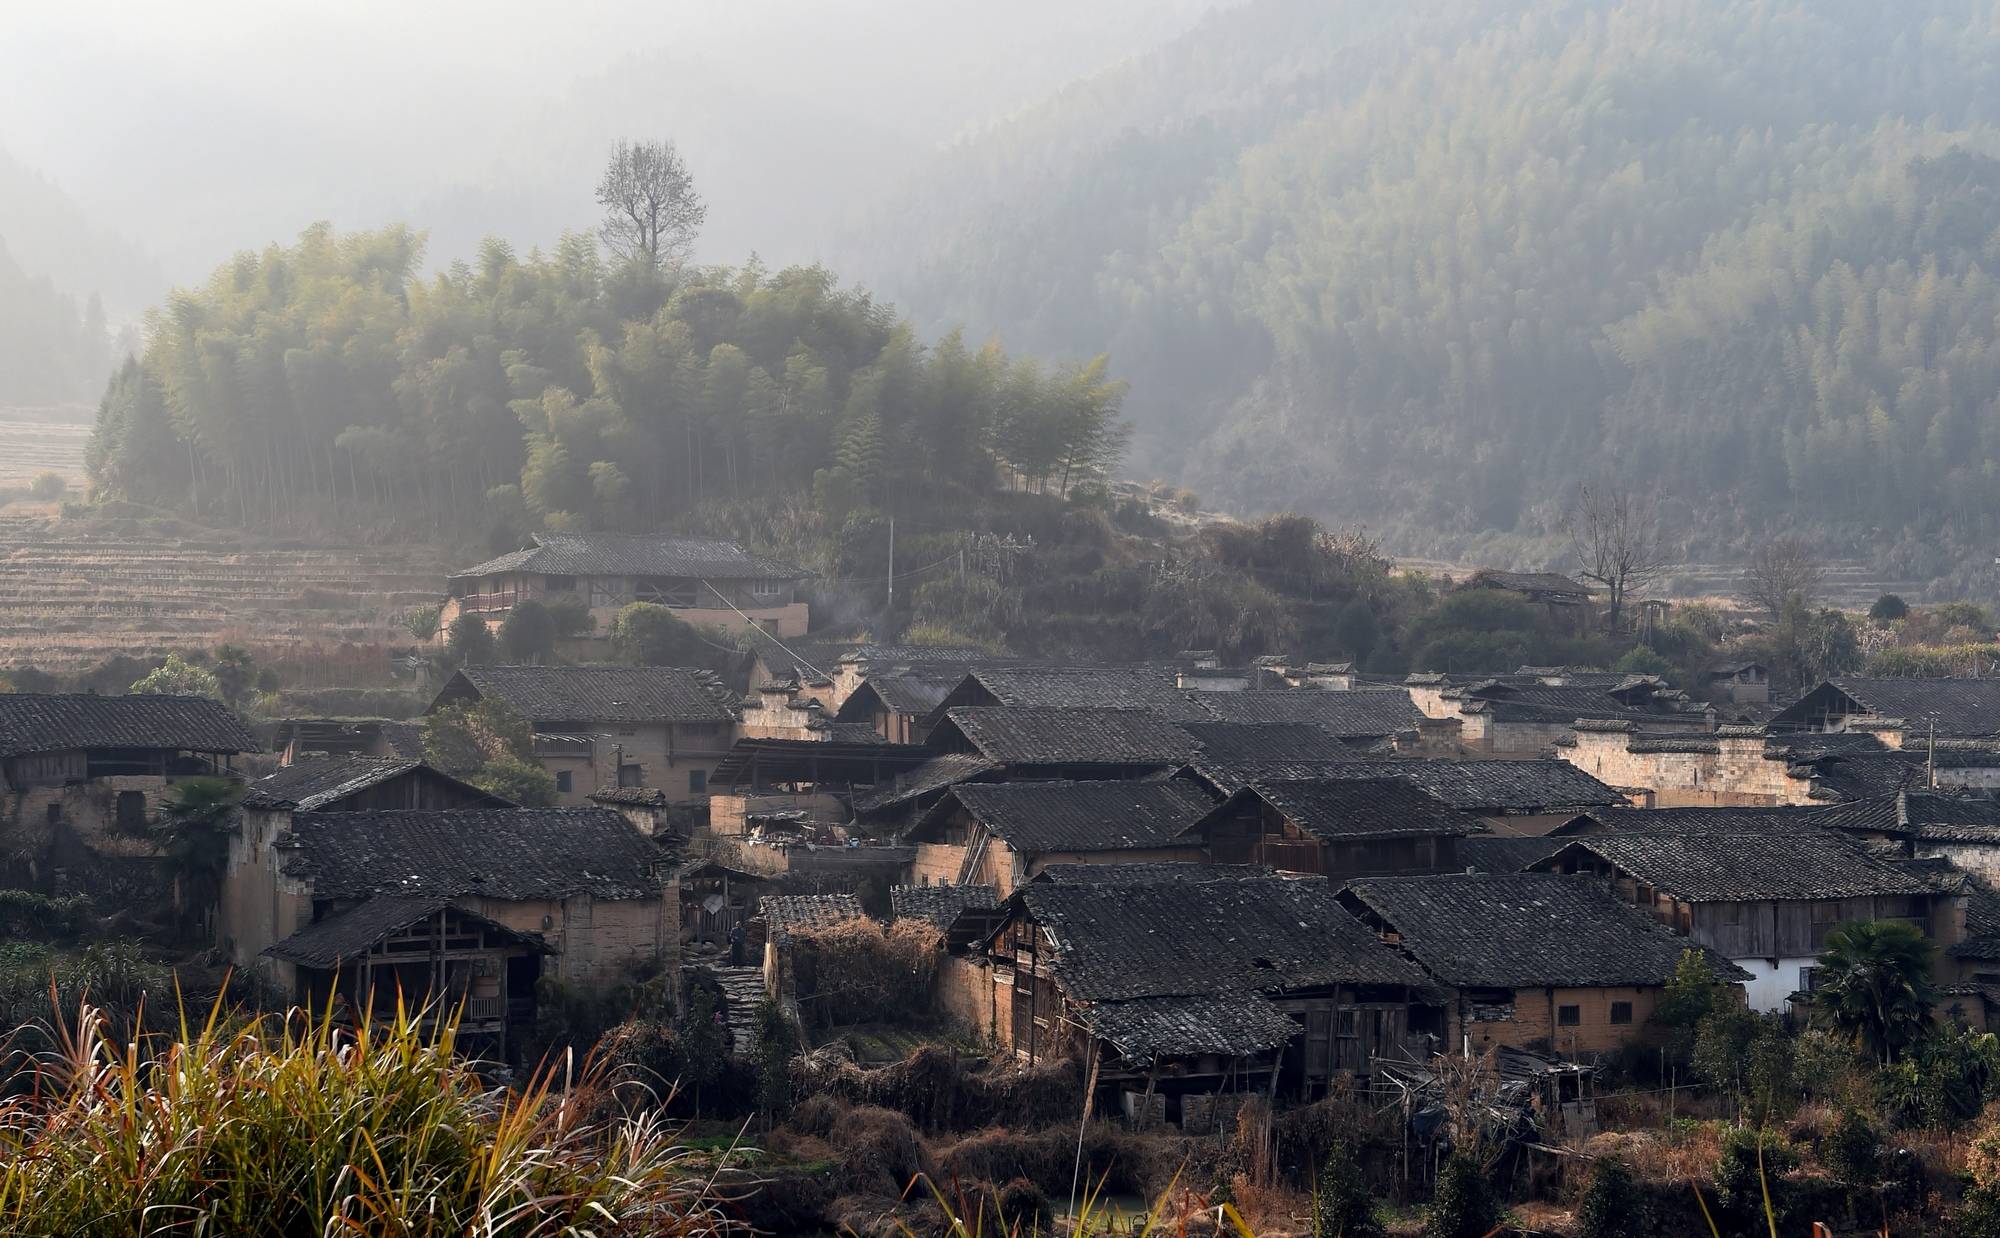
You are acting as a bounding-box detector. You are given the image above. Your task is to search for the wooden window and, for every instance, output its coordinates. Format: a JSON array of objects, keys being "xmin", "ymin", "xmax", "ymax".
[
  {"xmin": 1610, "ymin": 1001, "xmax": 1633, "ymax": 1025},
  {"xmin": 618, "ymin": 763, "xmax": 643, "ymax": 788},
  {"xmin": 555, "ymin": 770, "xmax": 572, "ymax": 794},
  {"xmin": 115, "ymin": 791, "xmax": 147, "ymax": 832},
  {"xmin": 1557, "ymin": 1004, "xmax": 1581, "ymax": 1027},
  {"xmin": 689, "ymin": 768, "xmax": 708, "ymax": 794}
]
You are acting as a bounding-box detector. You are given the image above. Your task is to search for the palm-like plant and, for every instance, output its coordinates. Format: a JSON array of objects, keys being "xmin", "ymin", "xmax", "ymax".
[
  {"xmin": 1813, "ymin": 919, "xmax": 1938, "ymax": 1063},
  {"xmin": 156, "ymin": 776, "xmax": 243, "ymax": 936}
]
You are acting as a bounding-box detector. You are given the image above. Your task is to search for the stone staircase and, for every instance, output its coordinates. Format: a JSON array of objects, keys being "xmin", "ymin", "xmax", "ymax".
[{"xmin": 712, "ymin": 966, "xmax": 769, "ymax": 1055}]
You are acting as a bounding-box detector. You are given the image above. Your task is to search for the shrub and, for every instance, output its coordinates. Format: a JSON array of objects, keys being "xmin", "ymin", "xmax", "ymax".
[
  {"xmin": 446, "ymin": 611, "xmax": 497, "ymax": 666},
  {"xmin": 129, "ymin": 652, "xmax": 222, "ymax": 698},
  {"xmin": 1613, "ymin": 645, "xmax": 1674, "ymax": 677},
  {"xmin": 789, "ymin": 919, "xmax": 943, "ymax": 1028},
  {"xmin": 1577, "ymin": 1155, "xmax": 1642, "ymax": 1238},
  {"xmin": 1870, "ymin": 593, "xmax": 1910, "ymax": 622},
  {"xmin": 28, "ymin": 472, "xmax": 66, "ymax": 500},
  {"xmin": 544, "ymin": 592, "xmax": 594, "ymax": 637},
  {"xmin": 404, "ymin": 602, "xmax": 443, "ymax": 641},
  {"xmin": 613, "ymin": 602, "xmax": 708, "ymax": 667},
  {"xmin": 752, "ymin": 998, "xmax": 799, "ymax": 1119},
  {"xmin": 1712, "ymin": 1127, "xmax": 1798, "ymax": 1222},
  {"xmin": 499, "ymin": 598, "xmax": 558, "ymax": 662},
  {"xmin": 1824, "ymin": 1107, "xmax": 1881, "ymax": 1187},
  {"xmin": 1314, "ymin": 1138, "xmax": 1384, "ymax": 1237},
  {"xmin": 1422, "ymin": 1154, "xmax": 1496, "ymax": 1238}
]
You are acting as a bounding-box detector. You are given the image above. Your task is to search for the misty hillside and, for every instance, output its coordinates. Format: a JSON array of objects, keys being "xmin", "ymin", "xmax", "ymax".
[
  {"xmin": 838, "ymin": 0, "xmax": 2000, "ymax": 573},
  {"xmin": 0, "ymin": 148, "xmax": 162, "ymax": 316}
]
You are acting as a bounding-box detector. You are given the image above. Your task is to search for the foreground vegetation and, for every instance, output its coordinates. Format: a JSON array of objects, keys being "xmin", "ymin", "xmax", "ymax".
[{"xmin": 0, "ymin": 999, "xmax": 736, "ymax": 1236}]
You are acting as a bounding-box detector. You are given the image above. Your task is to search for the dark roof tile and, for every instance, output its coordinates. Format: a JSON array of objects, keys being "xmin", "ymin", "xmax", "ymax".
[
  {"xmin": 277, "ymin": 808, "xmax": 664, "ymax": 901},
  {"xmin": 1235, "ymin": 778, "xmax": 1479, "ymax": 840},
  {"xmin": 0, "ymin": 693, "xmax": 257, "ymax": 758},
  {"xmin": 927, "ymin": 780, "xmax": 1215, "ymax": 852},
  {"xmin": 940, "ymin": 707, "xmax": 1198, "ymax": 766}
]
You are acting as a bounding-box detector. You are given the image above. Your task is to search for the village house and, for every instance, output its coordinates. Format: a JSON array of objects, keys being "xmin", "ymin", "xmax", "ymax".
[
  {"xmin": 1771, "ymin": 677, "xmax": 2000, "ymax": 739},
  {"xmin": 428, "ymin": 664, "xmax": 738, "ymax": 804},
  {"xmin": 0, "ymin": 693, "xmax": 259, "ymax": 888},
  {"xmin": 1340, "ymin": 872, "xmax": 1748, "ymax": 1056},
  {"xmin": 743, "ymin": 638, "xmax": 1017, "ymax": 713},
  {"xmin": 1185, "ymin": 756, "xmax": 1622, "ymax": 836},
  {"xmin": 1533, "ymin": 831, "xmax": 1943, "ymax": 1011},
  {"xmin": 1705, "ymin": 661, "xmax": 1771, "ymax": 707},
  {"xmin": 833, "ymin": 663, "xmax": 1000, "ymax": 744},
  {"xmin": 929, "ymin": 665, "xmax": 1207, "ymax": 720},
  {"xmin": 240, "ymin": 754, "xmax": 509, "ymax": 819},
  {"xmin": 442, "ymin": 531, "xmax": 810, "ymax": 641},
  {"xmin": 219, "ymin": 806, "xmax": 676, "ymax": 1059},
  {"xmin": 951, "ymin": 875, "xmax": 1433, "ymax": 1125},
  {"xmin": 1557, "ymin": 721, "xmax": 2000, "ymax": 807},
  {"xmin": 904, "ymin": 779, "xmax": 1215, "ymax": 893},
  {"xmin": 1459, "ymin": 569, "xmax": 1595, "ymax": 612},
  {"xmin": 271, "ymin": 718, "xmax": 426, "ymax": 764},
  {"xmin": 926, "ymin": 707, "xmax": 1199, "ymax": 779},
  {"xmin": 849, "ymin": 752, "xmax": 1006, "ymax": 834},
  {"xmin": 757, "ymin": 892, "xmax": 868, "ymax": 1010},
  {"xmin": 1192, "ymin": 688, "xmax": 1448, "ymax": 752},
  {"xmin": 1191, "ymin": 778, "xmax": 1476, "ymax": 880}
]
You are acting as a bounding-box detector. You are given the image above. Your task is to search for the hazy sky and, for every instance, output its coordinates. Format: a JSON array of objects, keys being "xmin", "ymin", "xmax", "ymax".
[{"xmin": 0, "ymin": 0, "xmax": 1223, "ymax": 293}]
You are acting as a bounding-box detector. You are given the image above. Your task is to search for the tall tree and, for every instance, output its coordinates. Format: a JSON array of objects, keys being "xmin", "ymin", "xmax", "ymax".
[
  {"xmin": 595, "ymin": 140, "xmax": 706, "ymax": 271},
  {"xmin": 1743, "ymin": 538, "xmax": 1823, "ymax": 622},
  {"xmin": 1563, "ymin": 483, "xmax": 1667, "ymax": 632},
  {"xmin": 1813, "ymin": 919, "xmax": 1938, "ymax": 1064}
]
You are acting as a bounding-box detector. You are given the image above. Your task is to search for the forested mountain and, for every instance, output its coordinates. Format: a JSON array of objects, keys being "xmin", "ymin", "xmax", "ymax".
[
  {"xmin": 0, "ymin": 147, "xmax": 161, "ymax": 317},
  {"xmin": 0, "ymin": 239, "xmax": 113, "ymax": 405},
  {"xmin": 836, "ymin": 0, "xmax": 2000, "ymax": 568}
]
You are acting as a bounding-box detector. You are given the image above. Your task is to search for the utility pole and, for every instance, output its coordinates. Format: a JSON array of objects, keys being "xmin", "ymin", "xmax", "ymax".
[{"xmin": 885, "ymin": 517, "xmax": 895, "ymax": 614}]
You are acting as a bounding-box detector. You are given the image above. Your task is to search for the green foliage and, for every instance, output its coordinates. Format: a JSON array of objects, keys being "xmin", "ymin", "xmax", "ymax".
[
  {"xmin": 1313, "ymin": 1138, "xmax": 1384, "ymax": 1238},
  {"xmin": 542, "ymin": 593, "xmax": 594, "ymax": 638},
  {"xmin": 1576, "ymin": 1155, "xmax": 1642, "ymax": 1238},
  {"xmin": 612, "ymin": 602, "xmax": 714, "ymax": 668},
  {"xmin": 0, "ymin": 890, "xmax": 90, "ymax": 941},
  {"xmin": 404, "ymin": 603, "xmax": 443, "ymax": 642},
  {"xmin": 498, "ymin": 599, "xmax": 558, "ymax": 663},
  {"xmin": 751, "ymin": 998, "xmax": 799, "ymax": 1120},
  {"xmin": 1422, "ymin": 1154, "xmax": 1496, "ymax": 1238},
  {"xmin": 1824, "ymin": 1108, "xmax": 1881, "ymax": 1186},
  {"xmin": 1652, "ymin": 949, "xmax": 1730, "ymax": 1069},
  {"xmin": 1612, "ymin": 645, "xmax": 1674, "ymax": 677},
  {"xmin": 90, "ymin": 225, "xmax": 1125, "ymax": 535},
  {"xmin": 1934, "ymin": 602, "xmax": 1996, "ymax": 632},
  {"xmin": 212, "ymin": 644, "xmax": 260, "ymax": 705},
  {"xmin": 472, "ymin": 754, "xmax": 556, "ymax": 807},
  {"xmin": 28, "ymin": 471, "xmax": 66, "ymax": 500},
  {"xmin": 156, "ymin": 777, "xmax": 243, "ymax": 932},
  {"xmin": 1815, "ymin": 919, "xmax": 1939, "ymax": 1063},
  {"xmin": 1693, "ymin": 1006, "xmax": 1795, "ymax": 1123},
  {"xmin": 1876, "ymin": 1026, "xmax": 2000, "ymax": 1127},
  {"xmin": 675, "ymin": 985, "xmax": 726, "ymax": 1108},
  {"xmin": 445, "ymin": 612, "xmax": 497, "ymax": 668},
  {"xmin": 1870, "ymin": 594, "xmax": 1910, "ymax": 622},
  {"xmin": 1334, "ymin": 599, "xmax": 1380, "ymax": 667},
  {"xmin": 0, "ymin": 999, "xmax": 732, "ymax": 1233},
  {"xmin": 423, "ymin": 699, "xmax": 541, "ymax": 803},
  {"xmin": 130, "ymin": 652, "xmax": 222, "ymax": 699},
  {"xmin": 1712, "ymin": 1128, "xmax": 1798, "ymax": 1223}
]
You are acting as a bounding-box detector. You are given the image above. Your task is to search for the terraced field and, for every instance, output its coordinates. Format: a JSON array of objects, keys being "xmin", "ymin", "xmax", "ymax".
[
  {"xmin": 0, "ymin": 512, "xmax": 450, "ymax": 682},
  {"xmin": 0, "ymin": 405, "xmax": 92, "ymax": 491}
]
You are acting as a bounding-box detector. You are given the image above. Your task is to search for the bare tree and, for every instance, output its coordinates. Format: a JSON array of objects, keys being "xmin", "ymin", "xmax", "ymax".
[
  {"xmin": 1742, "ymin": 537, "xmax": 1822, "ymax": 621},
  {"xmin": 1564, "ymin": 483, "xmax": 1668, "ymax": 631},
  {"xmin": 595, "ymin": 139, "xmax": 706, "ymax": 270}
]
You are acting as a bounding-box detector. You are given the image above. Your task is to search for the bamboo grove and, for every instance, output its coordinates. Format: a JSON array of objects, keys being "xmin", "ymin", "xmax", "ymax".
[{"xmin": 86, "ymin": 223, "xmax": 1129, "ymax": 536}]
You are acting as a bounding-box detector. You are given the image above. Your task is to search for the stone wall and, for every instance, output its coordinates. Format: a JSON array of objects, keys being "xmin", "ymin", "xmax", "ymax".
[
  {"xmin": 935, "ymin": 952, "xmax": 1003, "ymax": 1044},
  {"xmin": 1454, "ymin": 984, "xmax": 1663, "ymax": 1056}
]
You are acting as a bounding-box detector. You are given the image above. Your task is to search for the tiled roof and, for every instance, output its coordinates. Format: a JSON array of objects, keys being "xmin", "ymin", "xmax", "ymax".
[
  {"xmin": 1457, "ymin": 835, "xmax": 1566, "ymax": 874},
  {"xmin": 452, "ymin": 532, "xmax": 806, "ymax": 581},
  {"xmin": 1782, "ymin": 678, "xmax": 2000, "ymax": 738},
  {"xmin": 0, "ymin": 693, "xmax": 258, "ymax": 758},
  {"xmin": 1236, "ymin": 779, "xmax": 1478, "ymax": 840},
  {"xmin": 1032, "ymin": 862, "xmax": 1276, "ymax": 885},
  {"xmin": 953, "ymin": 666, "xmax": 1203, "ymax": 716},
  {"xmin": 277, "ymin": 808, "xmax": 665, "ymax": 901},
  {"xmin": 241, "ymin": 755, "xmax": 508, "ymax": 812},
  {"xmin": 263, "ymin": 895, "xmax": 549, "ymax": 968},
  {"xmin": 928, "ymin": 780, "xmax": 1215, "ymax": 852},
  {"xmin": 1572, "ymin": 805, "xmax": 1847, "ymax": 836},
  {"xmin": 850, "ymin": 753, "xmax": 1001, "ymax": 814},
  {"xmin": 1177, "ymin": 721, "xmax": 1347, "ymax": 763},
  {"xmin": 1218, "ymin": 759, "xmax": 1623, "ymax": 813},
  {"xmin": 862, "ymin": 669, "xmax": 968, "ymax": 716},
  {"xmin": 1020, "ymin": 876, "xmax": 1426, "ymax": 1003},
  {"xmin": 441, "ymin": 665, "xmax": 737, "ymax": 724},
  {"xmin": 1344, "ymin": 873, "xmax": 1736, "ymax": 988},
  {"xmin": 939, "ymin": 707, "xmax": 1198, "ymax": 766},
  {"xmin": 588, "ymin": 786, "xmax": 668, "ymax": 806},
  {"xmin": 1542, "ymin": 832, "xmax": 1934, "ymax": 902},
  {"xmin": 890, "ymin": 884, "xmax": 999, "ymax": 928},
  {"xmin": 1791, "ymin": 752, "xmax": 1926, "ymax": 801},
  {"xmin": 761, "ymin": 893, "xmax": 866, "ymax": 938},
  {"xmin": 1190, "ymin": 689, "xmax": 1426, "ymax": 737},
  {"xmin": 1084, "ymin": 993, "xmax": 1306, "ymax": 1060}
]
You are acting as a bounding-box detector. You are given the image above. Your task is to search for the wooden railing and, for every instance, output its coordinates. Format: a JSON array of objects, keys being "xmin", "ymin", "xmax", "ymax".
[{"xmin": 458, "ymin": 592, "xmax": 520, "ymax": 615}]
